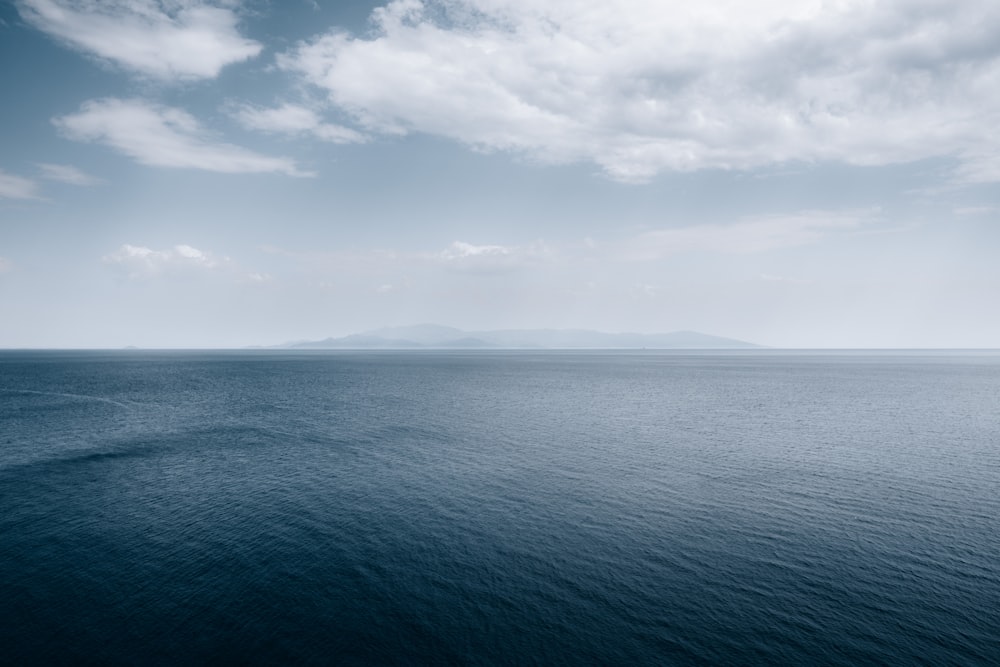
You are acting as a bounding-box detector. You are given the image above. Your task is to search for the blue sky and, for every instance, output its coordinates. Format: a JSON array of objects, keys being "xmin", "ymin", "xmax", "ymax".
[{"xmin": 1, "ymin": 0, "xmax": 999, "ymax": 348}]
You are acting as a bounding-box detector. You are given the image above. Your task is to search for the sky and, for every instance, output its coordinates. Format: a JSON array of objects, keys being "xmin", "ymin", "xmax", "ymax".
[{"xmin": 1, "ymin": 0, "xmax": 999, "ymax": 348}]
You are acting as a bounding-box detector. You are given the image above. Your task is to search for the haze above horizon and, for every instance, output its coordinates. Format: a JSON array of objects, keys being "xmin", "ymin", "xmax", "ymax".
[{"xmin": 2, "ymin": 1, "xmax": 999, "ymax": 348}]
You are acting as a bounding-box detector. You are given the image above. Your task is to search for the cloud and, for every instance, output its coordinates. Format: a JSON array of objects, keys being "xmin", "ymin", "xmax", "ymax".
[
  {"xmin": 230, "ymin": 103, "xmax": 366, "ymax": 143},
  {"xmin": 440, "ymin": 241, "xmax": 511, "ymax": 261},
  {"xmin": 55, "ymin": 98, "xmax": 309, "ymax": 176},
  {"xmin": 620, "ymin": 209, "xmax": 878, "ymax": 260},
  {"xmin": 0, "ymin": 169, "xmax": 41, "ymax": 199},
  {"xmin": 17, "ymin": 0, "xmax": 261, "ymax": 80},
  {"xmin": 953, "ymin": 205, "xmax": 999, "ymax": 216},
  {"xmin": 436, "ymin": 240, "xmax": 549, "ymax": 273},
  {"xmin": 0, "ymin": 257, "xmax": 12, "ymax": 273},
  {"xmin": 634, "ymin": 283, "xmax": 658, "ymax": 298},
  {"xmin": 758, "ymin": 273, "xmax": 811, "ymax": 286},
  {"xmin": 36, "ymin": 163, "xmax": 102, "ymax": 185},
  {"xmin": 243, "ymin": 272, "xmax": 272, "ymax": 284},
  {"xmin": 278, "ymin": 0, "xmax": 1000, "ymax": 183},
  {"xmin": 103, "ymin": 243, "xmax": 227, "ymax": 278},
  {"xmin": 103, "ymin": 243, "xmax": 280, "ymax": 287}
]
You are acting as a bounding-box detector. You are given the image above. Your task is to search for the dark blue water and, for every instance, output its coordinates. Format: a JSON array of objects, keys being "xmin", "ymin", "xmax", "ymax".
[{"xmin": 2, "ymin": 351, "xmax": 999, "ymax": 665}]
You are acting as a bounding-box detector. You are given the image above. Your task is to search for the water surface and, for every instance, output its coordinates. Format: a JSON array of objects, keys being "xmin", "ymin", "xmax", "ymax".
[{"xmin": 2, "ymin": 350, "xmax": 998, "ymax": 664}]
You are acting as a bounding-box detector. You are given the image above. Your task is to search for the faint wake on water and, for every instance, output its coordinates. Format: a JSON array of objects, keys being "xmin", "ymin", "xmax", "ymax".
[{"xmin": 1, "ymin": 351, "xmax": 999, "ymax": 664}]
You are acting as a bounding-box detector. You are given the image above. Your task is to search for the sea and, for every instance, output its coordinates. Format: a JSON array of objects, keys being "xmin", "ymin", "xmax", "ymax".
[{"xmin": 1, "ymin": 350, "xmax": 998, "ymax": 665}]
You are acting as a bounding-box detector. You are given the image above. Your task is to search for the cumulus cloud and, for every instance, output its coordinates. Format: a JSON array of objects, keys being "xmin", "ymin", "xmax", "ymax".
[
  {"xmin": 17, "ymin": 0, "xmax": 261, "ymax": 80},
  {"xmin": 277, "ymin": 0, "xmax": 1000, "ymax": 182},
  {"xmin": 37, "ymin": 163, "xmax": 101, "ymax": 185},
  {"xmin": 0, "ymin": 169, "xmax": 41, "ymax": 199},
  {"xmin": 54, "ymin": 98, "xmax": 309, "ymax": 176},
  {"xmin": 230, "ymin": 103, "xmax": 366, "ymax": 143},
  {"xmin": 620, "ymin": 209, "xmax": 879, "ymax": 260},
  {"xmin": 103, "ymin": 243, "xmax": 227, "ymax": 278}
]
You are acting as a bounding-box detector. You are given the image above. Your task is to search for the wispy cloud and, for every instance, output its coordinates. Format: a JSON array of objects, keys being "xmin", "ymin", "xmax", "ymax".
[
  {"xmin": 758, "ymin": 273, "xmax": 811, "ymax": 286},
  {"xmin": 278, "ymin": 0, "xmax": 1000, "ymax": 183},
  {"xmin": 953, "ymin": 205, "xmax": 999, "ymax": 216},
  {"xmin": 243, "ymin": 272, "xmax": 273, "ymax": 284},
  {"xmin": 103, "ymin": 243, "xmax": 275, "ymax": 286},
  {"xmin": 17, "ymin": 0, "xmax": 261, "ymax": 80},
  {"xmin": 103, "ymin": 243, "xmax": 227, "ymax": 278},
  {"xmin": 620, "ymin": 209, "xmax": 879, "ymax": 260},
  {"xmin": 36, "ymin": 163, "xmax": 102, "ymax": 185},
  {"xmin": 230, "ymin": 103, "xmax": 366, "ymax": 144},
  {"xmin": 0, "ymin": 169, "xmax": 41, "ymax": 199},
  {"xmin": 436, "ymin": 240, "xmax": 550, "ymax": 273},
  {"xmin": 440, "ymin": 241, "xmax": 512, "ymax": 261},
  {"xmin": 55, "ymin": 98, "xmax": 310, "ymax": 177}
]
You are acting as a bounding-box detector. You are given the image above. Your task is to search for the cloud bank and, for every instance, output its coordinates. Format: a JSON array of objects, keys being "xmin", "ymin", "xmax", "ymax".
[
  {"xmin": 278, "ymin": 0, "xmax": 1000, "ymax": 182},
  {"xmin": 18, "ymin": 0, "xmax": 261, "ymax": 80},
  {"xmin": 55, "ymin": 98, "xmax": 309, "ymax": 176}
]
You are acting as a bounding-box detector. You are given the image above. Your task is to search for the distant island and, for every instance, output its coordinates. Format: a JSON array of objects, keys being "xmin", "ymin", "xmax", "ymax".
[{"xmin": 277, "ymin": 324, "xmax": 761, "ymax": 350}]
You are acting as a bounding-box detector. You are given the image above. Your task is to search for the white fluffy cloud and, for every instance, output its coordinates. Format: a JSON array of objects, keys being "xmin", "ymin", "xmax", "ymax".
[
  {"xmin": 55, "ymin": 98, "xmax": 309, "ymax": 176},
  {"xmin": 278, "ymin": 0, "xmax": 1000, "ymax": 182},
  {"xmin": 0, "ymin": 169, "xmax": 40, "ymax": 199},
  {"xmin": 17, "ymin": 0, "xmax": 261, "ymax": 80},
  {"xmin": 231, "ymin": 103, "xmax": 366, "ymax": 144},
  {"xmin": 37, "ymin": 163, "xmax": 101, "ymax": 185}
]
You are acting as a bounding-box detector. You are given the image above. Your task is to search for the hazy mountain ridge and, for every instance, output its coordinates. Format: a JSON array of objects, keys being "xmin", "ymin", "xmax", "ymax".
[{"xmin": 286, "ymin": 325, "xmax": 760, "ymax": 349}]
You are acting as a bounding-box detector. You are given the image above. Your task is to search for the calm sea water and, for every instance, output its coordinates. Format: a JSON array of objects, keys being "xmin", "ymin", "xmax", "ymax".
[{"xmin": 2, "ymin": 350, "xmax": 999, "ymax": 665}]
